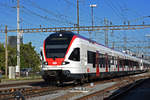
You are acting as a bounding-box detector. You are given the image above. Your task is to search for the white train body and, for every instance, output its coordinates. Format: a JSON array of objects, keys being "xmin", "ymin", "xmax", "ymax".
[{"xmin": 40, "ymin": 31, "xmax": 150, "ymax": 83}]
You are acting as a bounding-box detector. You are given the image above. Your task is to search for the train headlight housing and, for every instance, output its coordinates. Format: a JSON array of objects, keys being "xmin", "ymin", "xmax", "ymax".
[
  {"xmin": 43, "ymin": 61, "xmax": 48, "ymax": 65},
  {"xmin": 62, "ymin": 61, "xmax": 70, "ymax": 65}
]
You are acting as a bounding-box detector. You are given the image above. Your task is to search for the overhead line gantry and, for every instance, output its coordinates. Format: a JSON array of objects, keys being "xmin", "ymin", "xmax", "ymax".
[{"xmin": 1, "ymin": 24, "xmax": 150, "ymax": 33}]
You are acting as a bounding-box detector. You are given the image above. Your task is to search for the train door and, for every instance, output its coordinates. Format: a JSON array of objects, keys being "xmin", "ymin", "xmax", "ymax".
[
  {"xmin": 122, "ymin": 59, "xmax": 124, "ymax": 71},
  {"xmin": 105, "ymin": 53, "xmax": 108, "ymax": 72},
  {"xmin": 114, "ymin": 57, "xmax": 117, "ymax": 71},
  {"xmin": 117, "ymin": 56, "xmax": 120, "ymax": 72},
  {"xmin": 96, "ymin": 51, "xmax": 100, "ymax": 77},
  {"xmin": 140, "ymin": 59, "xmax": 143, "ymax": 70},
  {"xmin": 80, "ymin": 44, "xmax": 87, "ymax": 74},
  {"xmin": 110, "ymin": 56, "xmax": 114, "ymax": 72}
]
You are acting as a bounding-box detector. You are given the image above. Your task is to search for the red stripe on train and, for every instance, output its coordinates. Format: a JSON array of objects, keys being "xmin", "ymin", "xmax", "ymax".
[
  {"xmin": 64, "ymin": 35, "xmax": 77, "ymax": 59},
  {"xmin": 43, "ymin": 40, "xmax": 47, "ymax": 61},
  {"xmin": 96, "ymin": 51, "xmax": 100, "ymax": 76}
]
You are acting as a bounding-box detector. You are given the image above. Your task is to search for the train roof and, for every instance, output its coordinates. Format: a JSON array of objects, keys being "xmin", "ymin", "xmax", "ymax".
[{"xmin": 50, "ymin": 31, "xmax": 150, "ymax": 63}]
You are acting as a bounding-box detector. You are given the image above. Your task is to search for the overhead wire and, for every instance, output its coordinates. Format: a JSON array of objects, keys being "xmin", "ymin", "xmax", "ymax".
[
  {"xmin": 23, "ymin": 0, "xmax": 75, "ymax": 25},
  {"xmin": 107, "ymin": 0, "xmax": 131, "ymax": 51},
  {"xmin": 22, "ymin": 6, "xmax": 73, "ymax": 26},
  {"xmin": 115, "ymin": 0, "xmax": 149, "ymax": 53},
  {"xmin": 103, "ymin": 0, "xmax": 125, "ymax": 21},
  {"xmin": 0, "ymin": 2, "xmax": 17, "ymax": 29},
  {"xmin": 64, "ymin": 0, "xmax": 76, "ymax": 6},
  {"xmin": 20, "ymin": 9, "xmax": 52, "ymax": 27},
  {"xmin": 116, "ymin": 1, "xmax": 148, "ymax": 53}
]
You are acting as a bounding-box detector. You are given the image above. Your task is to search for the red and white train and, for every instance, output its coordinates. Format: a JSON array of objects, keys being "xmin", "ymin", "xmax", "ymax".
[{"xmin": 40, "ymin": 31, "xmax": 150, "ymax": 84}]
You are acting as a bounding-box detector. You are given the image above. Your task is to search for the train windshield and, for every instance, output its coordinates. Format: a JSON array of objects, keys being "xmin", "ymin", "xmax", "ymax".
[{"xmin": 45, "ymin": 32, "xmax": 74, "ymax": 58}]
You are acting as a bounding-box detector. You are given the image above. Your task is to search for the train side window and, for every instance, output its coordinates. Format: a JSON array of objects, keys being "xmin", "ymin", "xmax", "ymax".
[
  {"xmin": 108, "ymin": 55, "xmax": 111, "ymax": 67},
  {"xmin": 99, "ymin": 54, "xmax": 104, "ymax": 68},
  {"xmin": 87, "ymin": 51, "xmax": 96, "ymax": 68},
  {"xmin": 111, "ymin": 56, "xmax": 114, "ymax": 65},
  {"xmin": 69, "ymin": 48, "xmax": 80, "ymax": 61},
  {"xmin": 93, "ymin": 52, "xmax": 96, "ymax": 68}
]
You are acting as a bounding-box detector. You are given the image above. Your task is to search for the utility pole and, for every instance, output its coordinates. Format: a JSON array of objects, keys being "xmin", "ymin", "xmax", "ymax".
[
  {"xmin": 77, "ymin": 0, "xmax": 79, "ymax": 34},
  {"xmin": 5, "ymin": 25, "xmax": 8, "ymax": 78},
  {"xmin": 90, "ymin": 4, "xmax": 97, "ymax": 39},
  {"xmin": 123, "ymin": 21, "xmax": 129, "ymax": 51},
  {"xmin": 91, "ymin": 5, "xmax": 94, "ymax": 28},
  {"xmin": 112, "ymin": 41, "xmax": 115, "ymax": 49},
  {"xmin": 16, "ymin": 0, "xmax": 20, "ymax": 77},
  {"xmin": 90, "ymin": 4, "xmax": 97, "ymax": 27},
  {"xmin": 123, "ymin": 36, "xmax": 127, "ymax": 51},
  {"xmin": 104, "ymin": 18, "xmax": 108, "ymax": 47},
  {"xmin": 111, "ymin": 27, "xmax": 114, "ymax": 49}
]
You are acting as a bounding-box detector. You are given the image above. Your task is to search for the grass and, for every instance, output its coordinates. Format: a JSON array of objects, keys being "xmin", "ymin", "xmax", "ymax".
[{"xmin": 0, "ymin": 74, "xmax": 42, "ymax": 83}]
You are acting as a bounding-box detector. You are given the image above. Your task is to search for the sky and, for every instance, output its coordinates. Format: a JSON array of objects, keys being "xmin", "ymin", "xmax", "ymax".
[{"xmin": 0, "ymin": 0, "xmax": 150, "ymax": 56}]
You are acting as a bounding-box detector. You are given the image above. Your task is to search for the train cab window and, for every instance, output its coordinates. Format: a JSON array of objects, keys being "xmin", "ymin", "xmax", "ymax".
[{"xmin": 69, "ymin": 48, "xmax": 80, "ymax": 61}]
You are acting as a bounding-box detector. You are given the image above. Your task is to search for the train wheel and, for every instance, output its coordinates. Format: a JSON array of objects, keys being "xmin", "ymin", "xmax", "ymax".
[
  {"xmin": 84, "ymin": 76, "xmax": 89, "ymax": 83},
  {"xmin": 73, "ymin": 80, "xmax": 78, "ymax": 86},
  {"xmin": 79, "ymin": 79, "xmax": 84, "ymax": 85},
  {"xmin": 79, "ymin": 75, "xmax": 85, "ymax": 85},
  {"xmin": 42, "ymin": 76, "xmax": 50, "ymax": 84},
  {"xmin": 56, "ymin": 80, "xmax": 64, "ymax": 87}
]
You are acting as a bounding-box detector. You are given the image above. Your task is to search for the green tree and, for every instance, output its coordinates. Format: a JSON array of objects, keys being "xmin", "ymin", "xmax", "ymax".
[
  {"xmin": 20, "ymin": 42, "xmax": 41, "ymax": 71},
  {"xmin": 0, "ymin": 43, "xmax": 5, "ymax": 71},
  {"xmin": 8, "ymin": 45, "xmax": 17, "ymax": 66},
  {"xmin": 0, "ymin": 42, "xmax": 41, "ymax": 72}
]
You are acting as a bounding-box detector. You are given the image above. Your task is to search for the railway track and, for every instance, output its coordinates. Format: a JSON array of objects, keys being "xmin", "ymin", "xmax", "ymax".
[
  {"xmin": 0, "ymin": 79, "xmax": 44, "ymax": 88},
  {"xmin": 69, "ymin": 73, "xmax": 150, "ymax": 100},
  {"xmin": 105, "ymin": 76, "xmax": 150, "ymax": 100},
  {"xmin": 0, "ymin": 72, "xmax": 149, "ymax": 100},
  {"xmin": 0, "ymin": 80, "xmax": 73, "ymax": 100},
  {"xmin": 0, "ymin": 84, "xmax": 61, "ymax": 100},
  {"xmin": 105, "ymin": 78, "xmax": 146, "ymax": 100}
]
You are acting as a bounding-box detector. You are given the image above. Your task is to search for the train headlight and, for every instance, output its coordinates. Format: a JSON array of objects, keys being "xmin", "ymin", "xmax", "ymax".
[
  {"xmin": 62, "ymin": 62, "xmax": 65, "ymax": 65},
  {"xmin": 43, "ymin": 61, "xmax": 48, "ymax": 65},
  {"xmin": 62, "ymin": 61, "xmax": 70, "ymax": 65}
]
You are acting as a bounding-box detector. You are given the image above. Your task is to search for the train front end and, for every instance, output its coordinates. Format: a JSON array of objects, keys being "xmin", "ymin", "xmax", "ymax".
[{"xmin": 40, "ymin": 31, "xmax": 81, "ymax": 83}]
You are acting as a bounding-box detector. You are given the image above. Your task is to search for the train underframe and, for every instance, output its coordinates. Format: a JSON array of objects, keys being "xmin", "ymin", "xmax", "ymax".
[
  {"xmin": 42, "ymin": 70, "xmax": 87, "ymax": 85},
  {"xmin": 41, "ymin": 69, "xmax": 146, "ymax": 85}
]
